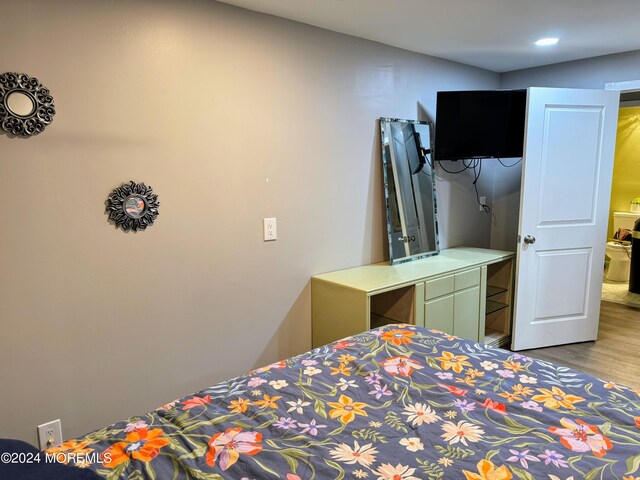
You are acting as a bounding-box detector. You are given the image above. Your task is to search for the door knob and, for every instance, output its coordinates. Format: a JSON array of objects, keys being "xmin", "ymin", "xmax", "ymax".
[
  {"xmin": 398, "ymin": 235, "xmax": 416, "ymax": 243},
  {"xmin": 524, "ymin": 235, "xmax": 536, "ymax": 244}
]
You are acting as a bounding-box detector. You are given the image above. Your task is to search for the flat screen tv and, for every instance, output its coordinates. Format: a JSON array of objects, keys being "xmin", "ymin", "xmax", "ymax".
[{"xmin": 435, "ymin": 89, "xmax": 526, "ymax": 161}]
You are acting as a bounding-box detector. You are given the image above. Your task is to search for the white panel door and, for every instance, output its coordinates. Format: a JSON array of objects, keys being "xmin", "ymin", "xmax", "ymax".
[{"xmin": 511, "ymin": 87, "xmax": 619, "ymax": 351}]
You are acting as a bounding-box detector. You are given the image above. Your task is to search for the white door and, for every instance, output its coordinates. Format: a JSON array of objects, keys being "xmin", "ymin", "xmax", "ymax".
[{"xmin": 511, "ymin": 87, "xmax": 619, "ymax": 351}]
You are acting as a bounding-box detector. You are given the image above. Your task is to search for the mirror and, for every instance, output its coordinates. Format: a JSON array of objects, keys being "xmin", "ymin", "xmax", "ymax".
[
  {"xmin": 106, "ymin": 181, "xmax": 160, "ymax": 232},
  {"xmin": 6, "ymin": 91, "xmax": 36, "ymax": 117},
  {"xmin": 124, "ymin": 195, "xmax": 147, "ymax": 218},
  {"xmin": 0, "ymin": 72, "xmax": 56, "ymax": 137},
  {"xmin": 380, "ymin": 118, "xmax": 438, "ymax": 264}
]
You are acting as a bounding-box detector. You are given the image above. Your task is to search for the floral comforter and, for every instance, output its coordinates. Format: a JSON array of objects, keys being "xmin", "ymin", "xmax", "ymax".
[{"xmin": 53, "ymin": 325, "xmax": 640, "ymax": 480}]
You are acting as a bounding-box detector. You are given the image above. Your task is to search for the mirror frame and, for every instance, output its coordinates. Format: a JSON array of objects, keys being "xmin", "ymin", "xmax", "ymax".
[
  {"xmin": 0, "ymin": 72, "xmax": 56, "ymax": 137},
  {"xmin": 106, "ymin": 181, "xmax": 160, "ymax": 232},
  {"xmin": 380, "ymin": 117, "xmax": 439, "ymax": 265}
]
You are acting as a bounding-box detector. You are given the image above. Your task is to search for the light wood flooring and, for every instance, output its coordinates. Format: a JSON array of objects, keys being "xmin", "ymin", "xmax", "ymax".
[{"xmin": 524, "ymin": 301, "xmax": 640, "ymax": 388}]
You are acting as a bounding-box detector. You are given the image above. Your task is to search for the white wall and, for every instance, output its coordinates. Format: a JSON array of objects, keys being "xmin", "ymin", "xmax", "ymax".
[{"xmin": 0, "ymin": 0, "xmax": 499, "ymax": 443}]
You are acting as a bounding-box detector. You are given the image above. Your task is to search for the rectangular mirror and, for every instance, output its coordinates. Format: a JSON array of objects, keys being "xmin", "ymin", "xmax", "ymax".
[{"xmin": 380, "ymin": 118, "xmax": 439, "ymax": 264}]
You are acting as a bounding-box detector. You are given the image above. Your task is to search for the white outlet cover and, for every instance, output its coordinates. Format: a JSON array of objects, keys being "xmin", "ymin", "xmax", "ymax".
[
  {"xmin": 263, "ymin": 217, "xmax": 277, "ymax": 241},
  {"xmin": 37, "ymin": 419, "xmax": 63, "ymax": 450}
]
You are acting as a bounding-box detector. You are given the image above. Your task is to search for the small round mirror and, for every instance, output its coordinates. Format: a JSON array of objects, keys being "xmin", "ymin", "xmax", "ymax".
[
  {"xmin": 6, "ymin": 91, "xmax": 36, "ymax": 117},
  {"xmin": 0, "ymin": 72, "xmax": 56, "ymax": 137},
  {"xmin": 124, "ymin": 195, "xmax": 146, "ymax": 218},
  {"xmin": 106, "ymin": 181, "xmax": 160, "ymax": 232}
]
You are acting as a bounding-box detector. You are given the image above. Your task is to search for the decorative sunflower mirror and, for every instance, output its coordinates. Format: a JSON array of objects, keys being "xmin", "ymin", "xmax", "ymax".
[
  {"xmin": 0, "ymin": 72, "xmax": 56, "ymax": 136},
  {"xmin": 106, "ymin": 181, "xmax": 160, "ymax": 232}
]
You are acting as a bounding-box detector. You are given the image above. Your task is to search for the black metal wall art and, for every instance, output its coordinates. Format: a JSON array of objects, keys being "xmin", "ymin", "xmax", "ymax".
[
  {"xmin": 0, "ymin": 72, "xmax": 55, "ymax": 136},
  {"xmin": 106, "ymin": 181, "xmax": 160, "ymax": 232}
]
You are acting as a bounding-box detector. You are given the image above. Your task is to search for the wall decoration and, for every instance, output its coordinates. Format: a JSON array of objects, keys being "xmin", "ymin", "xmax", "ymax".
[
  {"xmin": 106, "ymin": 181, "xmax": 160, "ymax": 232},
  {"xmin": 0, "ymin": 72, "xmax": 55, "ymax": 136}
]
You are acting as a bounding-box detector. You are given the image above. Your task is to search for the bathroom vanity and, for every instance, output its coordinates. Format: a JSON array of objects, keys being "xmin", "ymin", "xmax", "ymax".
[{"xmin": 311, "ymin": 246, "xmax": 514, "ymax": 348}]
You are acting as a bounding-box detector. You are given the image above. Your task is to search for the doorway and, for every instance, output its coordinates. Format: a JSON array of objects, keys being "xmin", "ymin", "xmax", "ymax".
[{"xmin": 602, "ymin": 82, "xmax": 640, "ymax": 307}]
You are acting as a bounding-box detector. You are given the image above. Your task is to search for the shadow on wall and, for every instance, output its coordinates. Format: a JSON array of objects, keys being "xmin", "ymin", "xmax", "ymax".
[
  {"xmin": 370, "ymin": 121, "xmax": 388, "ymax": 264},
  {"xmin": 252, "ymin": 281, "xmax": 312, "ymax": 368},
  {"xmin": 490, "ymin": 162, "xmax": 522, "ymax": 251},
  {"xmin": 417, "ymin": 103, "xmax": 434, "ymax": 124}
]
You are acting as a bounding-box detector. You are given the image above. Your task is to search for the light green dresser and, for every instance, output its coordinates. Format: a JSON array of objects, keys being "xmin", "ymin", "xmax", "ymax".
[{"xmin": 311, "ymin": 247, "xmax": 514, "ymax": 348}]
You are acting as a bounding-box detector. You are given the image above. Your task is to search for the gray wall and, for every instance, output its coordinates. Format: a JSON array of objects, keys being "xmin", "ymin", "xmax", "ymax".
[
  {"xmin": 501, "ymin": 50, "xmax": 640, "ymax": 89},
  {"xmin": 0, "ymin": 0, "xmax": 499, "ymax": 443},
  {"xmin": 490, "ymin": 50, "xmax": 640, "ymax": 252},
  {"xmin": 489, "ymin": 160, "xmax": 522, "ymax": 252}
]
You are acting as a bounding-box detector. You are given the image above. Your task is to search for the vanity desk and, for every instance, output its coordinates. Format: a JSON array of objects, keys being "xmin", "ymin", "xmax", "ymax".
[{"xmin": 312, "ymin": 247, "xmax": 514, "ymax": 349}]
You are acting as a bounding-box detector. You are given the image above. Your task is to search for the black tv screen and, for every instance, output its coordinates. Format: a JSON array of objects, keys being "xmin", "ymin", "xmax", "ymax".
[{"xmin": 435, "ymin": 90, "xmax": 526, "ymax": 161}]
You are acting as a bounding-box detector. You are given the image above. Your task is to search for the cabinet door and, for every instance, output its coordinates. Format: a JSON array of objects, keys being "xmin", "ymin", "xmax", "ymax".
[
  {"xmin": 453, "ymin": 286, "xmax": 480, "ymax": 341},
  {"xmin": 424, "ymin": 294, "xmax": 454, "ymax": 334}
]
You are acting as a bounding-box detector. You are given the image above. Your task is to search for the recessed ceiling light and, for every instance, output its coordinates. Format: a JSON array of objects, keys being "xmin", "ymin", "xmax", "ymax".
[{"xmin": 535, "ymin": 37, "xmax": 559, "ymax": 47}]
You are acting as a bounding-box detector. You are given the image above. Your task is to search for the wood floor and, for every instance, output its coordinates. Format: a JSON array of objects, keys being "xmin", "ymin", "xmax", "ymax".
[{"xmin": 524, "ymin": 301, "xmax": 640, "ymax": 388}]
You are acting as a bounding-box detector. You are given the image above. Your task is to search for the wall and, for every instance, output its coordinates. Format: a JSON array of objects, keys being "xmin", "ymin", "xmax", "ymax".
[
  {"xmin": 489, "ymin": 160, "xmax": 522, "ymax": 252},
  {"xmin": 500, "ymin": 50, "xmax": 640, "ymax": 90},
  {"xmin": 609, "ymin": 106, "xmax": 640, "ymax": 237},
  {"xmin": 492, "ymin": 50, "xmax": 640, "ymax": 251},
  {"xmin": 0, "ymin": 0, "xmax": 499, "ymax": 443}
]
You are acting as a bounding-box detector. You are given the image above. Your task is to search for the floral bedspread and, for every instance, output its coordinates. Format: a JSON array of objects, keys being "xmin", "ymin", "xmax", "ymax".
[{"xmin": 52, "ymin": 325, "xmax": 640, "ymax": 480}]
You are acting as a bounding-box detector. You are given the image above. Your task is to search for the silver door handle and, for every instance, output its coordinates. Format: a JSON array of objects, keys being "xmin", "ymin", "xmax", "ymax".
[
  {"xmin": 524, "ymin": 235, "xmax": 536, "ymax": 244},
  {"xmin": 398, "ymin": 235, "xmax": 416, "ymax": 243}
]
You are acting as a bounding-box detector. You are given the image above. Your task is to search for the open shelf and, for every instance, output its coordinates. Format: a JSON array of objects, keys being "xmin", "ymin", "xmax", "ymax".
[
  {"xmin": 486, "ymin": 300, "xmax": 509, "ymax": 315},
  {"xmin": 370, "ymin": 285, "xmax": 415, "ymax": 329},
  {"xmin": 486, "ymin": 285, "xmax": 508, "ymax": 298},
  {"xmin": 370, "ymin": 314, "xmax": 404, "ymax": 330},
  {"xmin": 484, "ymin": 258, "xmax": 514, "ymax": 349},
  {"xmin": 484, "ymin": 328, "xmax": 511, "ymax": 348}
]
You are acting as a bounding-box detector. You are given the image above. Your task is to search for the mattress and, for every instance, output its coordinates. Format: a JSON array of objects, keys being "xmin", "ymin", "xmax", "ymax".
[{"xmin": 50, "ymin": 324, "xmax": 640, "ymax": 479}]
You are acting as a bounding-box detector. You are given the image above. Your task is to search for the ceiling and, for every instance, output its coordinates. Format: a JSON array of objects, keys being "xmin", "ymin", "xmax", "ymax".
[{"xmin": 217, "ymin": 0, "xmax": 640, "ymax": 73}]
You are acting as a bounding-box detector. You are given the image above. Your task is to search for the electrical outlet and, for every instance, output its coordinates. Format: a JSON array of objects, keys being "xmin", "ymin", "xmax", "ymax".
[
  {"xmin": 479, "ymin": 196, "xmax": 487, "ymax": 212},
  {"xmin": 263, "ymin": 217, "xmax": 277, "ymax": 241},
  {"xmin": 37, "ymin": 419, "xmax": 63, "ymax": 450}
]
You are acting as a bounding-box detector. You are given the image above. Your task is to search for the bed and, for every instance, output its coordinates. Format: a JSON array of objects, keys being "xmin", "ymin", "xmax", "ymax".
[{"xmin": 48, "ymin": 324, "xmax": 640, "ymax": 480}]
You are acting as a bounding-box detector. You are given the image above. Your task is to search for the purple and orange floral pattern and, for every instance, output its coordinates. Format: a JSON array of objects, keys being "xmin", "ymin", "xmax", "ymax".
[
  {"xmin": 101, "ymin": 428, "xmax": 170, "ymax": 469},
  {"xmin": 56, "ymin": 325, "xmax": 639, "ymax": 479},
  {"xmin": 205, "ymin": 427, "xmax": 262, "ymax": 470}
]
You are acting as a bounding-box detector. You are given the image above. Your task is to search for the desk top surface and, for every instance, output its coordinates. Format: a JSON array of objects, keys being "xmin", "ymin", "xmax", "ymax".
[{"xmin": 312, "ymin": 247, "xmax": 515, "ymax": 293}]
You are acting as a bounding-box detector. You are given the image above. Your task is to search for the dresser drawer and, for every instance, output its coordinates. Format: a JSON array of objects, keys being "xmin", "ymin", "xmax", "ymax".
[
  {"xmin": 455, "ymin": 268, "xmax": 480, "ymax": 291},
  {"xmin": 424, "ymin": 275, "xmax": 455, "ymax": 300}
]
